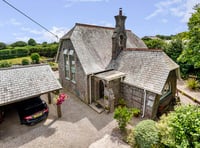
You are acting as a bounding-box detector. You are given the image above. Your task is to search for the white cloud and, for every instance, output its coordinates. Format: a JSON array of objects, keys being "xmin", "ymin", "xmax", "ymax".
[
  {"xmin": 99, "ymin": 21, "xmax": 113, "ymax": 27},
  {"xmin": 9, "ymin": 18, "xmax": 21, "ymax": 26},
  {"xmin": 145, "ymin": 0, "xmax": 200, "ymax": 22},
  {"xmin": 15, "ymin": 36, "xmax": 30, "ymax": 42},
  {"xmin": 161, "ymin": 19, "xmax": 168, "ymax": 23},
  {"xmin": 64, "ymin": 0, "xmax": 109, "ymax": 7},
  {"xmin": 16, "ymin": 26, "xmax": 68, "ymax": 43},
  {"xmin": 21, "ymin": 27, "xmax": 42, "ymax": 35},
  {"xmin": 65, "ymin": 0, "xmax": 109, "ymax": 2},
  {"xmin": 41, "ymin": 26, "xmax": 68, "ymax": 42}
]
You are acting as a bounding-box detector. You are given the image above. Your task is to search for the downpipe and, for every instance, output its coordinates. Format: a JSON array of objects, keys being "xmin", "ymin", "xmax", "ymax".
[{"xmin": 142, "ymin": 89, "xmax": 147, "ymax": 118}]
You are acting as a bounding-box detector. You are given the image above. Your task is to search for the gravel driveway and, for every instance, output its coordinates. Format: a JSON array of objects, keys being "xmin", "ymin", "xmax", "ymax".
[{"xmin": 0, "ymin": 91, "xmax": 130, "ymax": 148}]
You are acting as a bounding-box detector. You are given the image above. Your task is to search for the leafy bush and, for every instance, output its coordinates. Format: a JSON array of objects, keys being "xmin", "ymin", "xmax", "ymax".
[
  {"xmin": 134, "ymin": 120, "xmax": 160, "ymax": 148},
  {"xmin": 156, "ymin": 105, "xmax": 200, "ymax": 147},
  {"xmin": 132, "ymin": 108, "xmax": 140, "ymax": 117},
  {"xmin": 21, "ymin": 58, "xmax": 30, "ymax": 65},
  {"xmin": 186, "ymin": 78, "xmax": 199, "ymax": 90},
  {"xmin": 31, "ymin": 53, "xmax": 40, "ymax": 64},
  {"xmin": 0, "ymin": 61, "xmax": 12, "ymax": 68},
  {"xmin": 118, "ymin": 98, "xmax": 126, "ymax": 106},
  {"xmin": 114, "ymin": 106, "xmax": 134, "ymax": 131},
  {"xmin": 127, "ymin": 128, "xmax": 136, "ymax": 147}
]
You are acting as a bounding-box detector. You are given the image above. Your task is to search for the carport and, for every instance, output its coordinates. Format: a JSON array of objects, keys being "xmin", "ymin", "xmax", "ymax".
[{"xmin": 0, "ymin": 64, "xmax": 62, "ymax": 121}]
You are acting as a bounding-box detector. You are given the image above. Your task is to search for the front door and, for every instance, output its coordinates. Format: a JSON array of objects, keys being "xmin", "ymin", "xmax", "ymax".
[{"xmin": 99, "ymin": 80, "xmax": 104, "ymax": 99}]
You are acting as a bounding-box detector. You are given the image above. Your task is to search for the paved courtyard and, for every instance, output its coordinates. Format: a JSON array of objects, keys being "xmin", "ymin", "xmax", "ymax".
[{"xmin": 0, "ymin": 91, "xmax": 130, "ymax": 148}]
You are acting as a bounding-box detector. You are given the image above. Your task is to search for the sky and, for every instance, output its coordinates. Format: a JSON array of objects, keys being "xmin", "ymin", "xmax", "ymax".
[{"xmin": 0, "ymin": 0, "xmax": 200, "ymax": 43}]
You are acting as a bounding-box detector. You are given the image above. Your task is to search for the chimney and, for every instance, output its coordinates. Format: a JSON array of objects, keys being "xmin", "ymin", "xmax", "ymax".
[{"xmin": 112, "ymin": 8, "xmax": 127, "ymax": 60}]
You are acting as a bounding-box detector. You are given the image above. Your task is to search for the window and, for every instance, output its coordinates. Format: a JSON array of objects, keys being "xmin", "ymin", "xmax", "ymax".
[
  {"xmin": 162, "ymin": 82, "xmax": 171, "ymax": 96},
  {"xmin": 69, "ymin": 50, "xmax": 76, "ymax": 82},
  {"xmin": 64, "ymin": 49, "xmax": 70, "ymax": 79},
  {"xmin": 63, "ymin": 49, "xmax": 76, "ymax": 82}
]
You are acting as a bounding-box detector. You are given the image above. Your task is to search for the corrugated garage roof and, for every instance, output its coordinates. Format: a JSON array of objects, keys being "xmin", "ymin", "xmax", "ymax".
[{"xmin": 0, "ymin": 64, "xmax": 62, "ymax": 106}]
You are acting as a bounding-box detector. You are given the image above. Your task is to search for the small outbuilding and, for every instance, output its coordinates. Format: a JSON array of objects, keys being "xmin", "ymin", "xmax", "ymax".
[{"xmin": 0, "ymin": 64, "xmax": 62, "ymax": 120}]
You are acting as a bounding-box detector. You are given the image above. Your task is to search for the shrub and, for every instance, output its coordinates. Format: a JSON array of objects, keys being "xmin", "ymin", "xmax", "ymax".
[
  {"xmin": 186, "ymin": 78, "xmax": 199, "ymax": 90},
  {"xmin": 21, "ymin": 58, "xmax": 30, "ymax": 65},
  {"xmin": 132, "ymin": 108, "xmax": 140, "ymax": 117},
  {"xmin": 0, "ymin": 61, "xmax": 12, "ymax": 68},
  {"xmin": 118, "ymin": 98, "xmax": 126, "ymax": 106},
  {"xmin": 127, "ymin": 128, "xmax": 136, "ymax": 147},
  {"xmin": 156, "ymin": 105, "xmax": 200, "ymax": 147},
  {"xmin": 114, "ymin": 106, "xmax": 134, "ymax": 131},
  {"xmin": 134, "ymin": 120, "xmax": 160, "ymax": 148},
  {"xmin": 31, "ymin": 53, "xmax": 40, "ymax": 64}
]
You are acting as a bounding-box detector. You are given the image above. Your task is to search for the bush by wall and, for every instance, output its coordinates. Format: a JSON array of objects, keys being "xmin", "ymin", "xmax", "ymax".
[
  {"xmin": 21, "ymin": 58, "xmax": 30, "ymax": 65},
  {"xmin": 31, "ymin": 53, "xmax": 40, "ymax": 64},
  {"xmin": 114, "ymin": 106, "xmax": 134, "ymax": 131},
  {"xmin": 186, "ymin": 78, "xmax": 199, "ymax": 90},
  {"xmin": 134, "ymin": 120, "xmax": 160, "ymax": 148},
  {"xmin": 0, "ymin": 61, "xmax": 12, "ymax": 68}
]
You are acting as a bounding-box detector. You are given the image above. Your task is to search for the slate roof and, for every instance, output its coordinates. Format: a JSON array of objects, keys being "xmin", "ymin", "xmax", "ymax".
[
  {"xmin": 57, "ymin": 23, "xmax": 147, "ymax": 74},
  {"xmin": 0, "ymin": 64, "xmax": 62, "ymax": 106},
  {"xmin": 107, "ymin": 48, "xmax": 179, "ymax": 94}
]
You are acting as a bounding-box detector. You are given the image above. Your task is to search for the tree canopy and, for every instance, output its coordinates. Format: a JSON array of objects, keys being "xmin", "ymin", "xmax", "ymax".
[
  {"xmin": 0, "ymin": 42, "xmax": 6, "ymax": 50},
  {"xmin": 28, "ymin": 38, "xmax": 37, "ymax": 46},
  {"xmin": 177, "ymin": 5, "xmax": 200, "ymax": 79}
]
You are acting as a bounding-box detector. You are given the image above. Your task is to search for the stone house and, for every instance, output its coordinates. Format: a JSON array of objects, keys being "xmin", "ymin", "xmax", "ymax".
[{"xmin": 56, "ymin": 9, "xmax": 179, "ymax": 119}]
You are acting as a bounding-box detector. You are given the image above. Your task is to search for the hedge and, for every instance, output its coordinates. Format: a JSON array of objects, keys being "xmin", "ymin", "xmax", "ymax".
[{"xmin": 0, "ymin": 44, "xmax": 58, "ymax": 60}]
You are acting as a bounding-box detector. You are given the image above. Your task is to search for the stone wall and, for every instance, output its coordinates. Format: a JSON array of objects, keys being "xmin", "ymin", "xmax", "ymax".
[
  {"xmin": 58, "ymin": 39, "xmax": 88, "ymax": 103},
  {"xmin": 121, "ymin": 82, "xmax": 156, "ymax": 118}
]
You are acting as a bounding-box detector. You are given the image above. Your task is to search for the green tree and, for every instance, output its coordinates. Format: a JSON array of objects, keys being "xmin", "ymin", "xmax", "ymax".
[
  {"xmin": 11, "ymin": 41, "xmax": 27, "ymax": 47},
  {"xmin": 142, "ymin": 38, "xmax": 167, "ymax": 49},
  {"xmin": 178, "ymin": 5, "xmax": 200, "ymax": 79},
  {"xmin": 157, "ymin": 105, "xmax": 200, "ymax": 147},
  {"xmin": 175, "ymin": 31, "xmax": 189, "ymax": 41},
  {"xmin": 0, "ymin": 42, "xmax": 6, "ymax": 50},
  {"xmin": 164, "ymin": 39, "xmax": 184, "ymax": 62},
  {"xmin": 28, "ymin": 38, "xmax": 37, "ymax": 46}
]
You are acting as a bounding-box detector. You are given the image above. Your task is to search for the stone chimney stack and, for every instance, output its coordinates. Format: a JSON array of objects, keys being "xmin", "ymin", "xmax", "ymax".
[{"xmin": 112, "ymin": 8, "xmax": 127, "ymax": 60}]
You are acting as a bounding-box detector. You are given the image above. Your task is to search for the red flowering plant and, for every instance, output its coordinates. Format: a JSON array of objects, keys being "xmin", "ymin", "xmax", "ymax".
[{"xmin": 53, "ymin": 93, "xmax": 68, "ymax": 105}]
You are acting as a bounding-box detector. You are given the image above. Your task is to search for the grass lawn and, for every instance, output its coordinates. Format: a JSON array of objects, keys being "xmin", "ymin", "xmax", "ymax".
[{"xmin": 0, "ymin": 56, "xmax": 47, "ymax": 65}]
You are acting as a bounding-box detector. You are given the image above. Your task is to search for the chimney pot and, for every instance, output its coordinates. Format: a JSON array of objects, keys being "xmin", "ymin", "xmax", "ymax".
[{"xmin": 119, "ymin": 8, "xmax": 122, "ymax": 16}]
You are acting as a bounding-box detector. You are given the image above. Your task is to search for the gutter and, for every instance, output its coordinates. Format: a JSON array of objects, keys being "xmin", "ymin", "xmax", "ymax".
[{"xmin": 142, "ymin": 89, "xmax": 147, "ymax": 118}]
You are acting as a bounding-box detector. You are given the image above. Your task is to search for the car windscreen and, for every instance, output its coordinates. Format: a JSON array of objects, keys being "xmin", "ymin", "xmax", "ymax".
[{"xmin": 23, "ymin": 103, "xmax": 45, "ymax": 116}]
